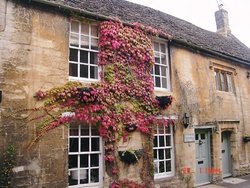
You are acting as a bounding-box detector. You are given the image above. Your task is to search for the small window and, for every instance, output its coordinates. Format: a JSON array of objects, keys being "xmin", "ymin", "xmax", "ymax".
[
  {"xmin": 154, "ymin": 125, "xmax": 174, "ymax": 179},
  {"xmin": 68, "ymin": 124, "xmax": 103, "ymax": 187},
  {"xmin": 69, "ymin": 21, "xmax": 99, "ymax": 81},
  {"xmin": 214, "ymin": 69, "xmax": 234, "ymax": 92},
  {"xmin": 151, "ymin": 41, "xmax": 170, "ymax": 90}
]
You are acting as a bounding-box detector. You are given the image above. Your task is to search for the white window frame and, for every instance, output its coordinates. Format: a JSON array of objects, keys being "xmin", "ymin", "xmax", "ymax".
[
  {"xmin": 69, "ymin": 21, "xmax": 100, "ymax": 82},
  {"xmin": 154, "ymin": 124, "xmax": 175, "ymax": 179},
  {"xmin": 151, "ymin": 40, "xmax": 171, "ymax": 91},
  {"xmin": 214, "ymin": 69, "xmax": 234, "ymax": 92},
  {"xmin": 68, "ymin": 124, "xmax": 103, "ymax": 188}
]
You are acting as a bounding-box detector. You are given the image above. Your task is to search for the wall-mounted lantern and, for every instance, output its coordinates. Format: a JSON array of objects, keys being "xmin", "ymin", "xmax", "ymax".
[
  {"xmin": 183, "ymin": 113, "xmax": 190, "ymax": 128},
  {"xmin": 247, "ymin": 72, "xmax": 250, "ymax": 79}
]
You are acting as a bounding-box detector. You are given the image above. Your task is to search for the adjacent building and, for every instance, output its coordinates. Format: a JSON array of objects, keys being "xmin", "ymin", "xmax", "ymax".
[{"xmin": 0, "ymin": 0, "xmax": 250, "ymax": 187}]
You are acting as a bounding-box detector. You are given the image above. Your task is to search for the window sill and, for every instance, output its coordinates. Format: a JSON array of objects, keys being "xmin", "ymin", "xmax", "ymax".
[
  {"xmin": 69, "ymin": 77, "xmax": 100, "ymax": 83},
  {"xmin": 154, "ymin": 174, "xmax": 175, "ymax": 183},
  {"xmin": 154, "ymin": 87, "xmax": 171, "ymax": 93}
]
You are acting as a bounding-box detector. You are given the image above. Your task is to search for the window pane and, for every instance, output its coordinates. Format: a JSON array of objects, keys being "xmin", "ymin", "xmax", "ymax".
[
  {"xmin": 155, "ymin": 57, "xmax": 160, "ymax": 64},
  {"xmin": 162, "ymin": 78, "xmax": 167, "ymax": 89},
  {"xmin": 70, "ymin": 138, "xmax": 79, "ymax": 152},
  {"xmin": 201, "ymin": 134, "xmax": 205, "ymax": 140},
  {"xmin": 155, "ymin": 77, "xmax": 161, "ymax": 87},
  {"xmin": 81, "ymin": 35, "xmax": 89, "ymax": 49},
  {"xmin": 166, "ymin": 136, "xmax": 171, "ymax": 146},
  {"xmin": 71, "ymin": 21, "xmax": 79, "ymax": 33},
  {"xmin": 161, "ymin": 66, "xmax": 167, "ymax": 76},
  {"xmin": 80, "ymin": 169, "xmax": 88, "ymax": 184},
  {"xmin": 90, "ymin": 66, "xmax": 98, "ymax": 79},
  {"xmin": 91, "ymin": 138, "xmax": 100, "ymax": 151},
  {"xmin": 165, "ymin": 149, "xmax": 171, "ymax": 159},
  {"xmin": 154, "ymin": 42, "xmax": 159, "ymax": 51},
  {"xmin": 155, "ymin": 65, "xmax": 160, "ymax": 75},
  {"xmin": 80, "ymin": 51, "xmax": 88, "ymax": 63},
  {"xmin": 69, "ymin": 170, "xmax": 78, "ymax": 185},
  {"xmin": 159, "ymin": 149, "xmax": 164, "ymax": 159},
  {"xmin": 81, "ymin": 24, "xmax": 89, "ymax": 35},
  {"xmin": 154, "ymin": 137, "xmax": 158, "ymax": 147},
  {"xmin": 70, "ymin": 128, "xmax": 79, "ymax": 136},
  {"xmin": 69, "ymin": 49, "xmax": 78, "ymax": 62},
  {"xmin": 91, "ymin": 169, "xmax": 99, "ymax": 183},
  {"xmin": 69, "ymin": 63, "xmax": 78, "ymax": 77},
  {"xmin": 69, "ymin": 155, "xmax": 78, "ymax": 168},
  {"xmin": 165, "ymin": 126, "xmax": 170, "ymax": 134},
  {"xmin": 91, "ymin": 25, "xmax": 98, "ymax": 37},
  {"xmin": 161, "ymin": 56, "xmax": 167, "ymax": 65},
  {"xmin": 80, "ymin": 65, "xmax": 88, "ymax": 78},
  {"xmin": 90, "ymin": 52, "xmax": 98, "ymax": 64},
  {"xmin": 91, "ymin": 128, "xmax": 99, "ymax": 136},
  {"xmin": 158, "ymin": 126, "xmax": 164, "ymax": 134},
  {"xmin": 81, "ymin": 126, "xmax": 89, "ymax": 136},
  {"xmin": 154, "ymin": 149, "xmax": 157, "ymax": 159},
  {"xmin": 195, "ymin": 134, "xmax": 199, "ymax": 140},
  {"xmin": 165, "ymin": 160, "xmax": 171, "ymax": 172},
  {"xmin": 159, "ymin": 161, "xmax": 165, "ymax": 173},
  {"xmin": 91, "ymin": 38, "xmax": 98, "ymax": 50},
  {"xmin": 81, "ymin": 138, "xmax": 89, "ymax": 152},
  {"xmin": 80, "ymin": 154, "xmax": 88, "ymax": 168},
  {"xmin": 91, "ymin": 154, "xmax": 99, "ymax": 167},
  {"xmin": 159, "ymin": 136, "xmax": 164, "ymax": 147},
  {"xmin": 160, "ymin": 44, "xmax": 166, "ymax": 53},
  {"xmin": 70, "ymin": 33, "xmax": 79, "ymax": 47},
  {"xmin": 154, "ymin": 161, "xmax": 159, "ymax": 173},
  {"xmin": 227, "ymin": 74, "xmax": 234, "ymax": 92}
]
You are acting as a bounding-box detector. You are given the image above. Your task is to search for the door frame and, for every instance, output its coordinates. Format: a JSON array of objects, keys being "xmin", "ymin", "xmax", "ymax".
[
  {"xmin": 195, "ymin": 128, "xmax": 212, "ymax": 186},
  {"xmin": 221, "ymin": 131, "xmax": 232, "ymax": 178}
]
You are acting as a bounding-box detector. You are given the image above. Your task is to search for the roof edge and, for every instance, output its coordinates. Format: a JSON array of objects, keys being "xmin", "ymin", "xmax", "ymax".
[
  {"xmin": 172, "ymin": 39, "xmax": 250, "ymax": 67},
  {"xmin": 26, "ymin": 0, "xmax": 250, "ymax": 66}
]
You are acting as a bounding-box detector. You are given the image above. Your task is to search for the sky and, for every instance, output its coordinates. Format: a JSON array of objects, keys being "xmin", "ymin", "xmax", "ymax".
[{"xmin": 127, "ymin": 0, "xmax": 250, "ymax": 48}]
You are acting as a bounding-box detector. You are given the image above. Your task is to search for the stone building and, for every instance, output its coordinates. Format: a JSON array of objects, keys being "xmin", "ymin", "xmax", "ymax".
[{"xmin": 0, "ymin": 0, "xmax": 250, "ymax": 187}]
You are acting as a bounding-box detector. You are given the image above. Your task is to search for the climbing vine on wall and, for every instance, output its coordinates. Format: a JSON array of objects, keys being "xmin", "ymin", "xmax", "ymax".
[{"xmin": 29, "ymin": 20, "xmax": 173, "ymax": 187}]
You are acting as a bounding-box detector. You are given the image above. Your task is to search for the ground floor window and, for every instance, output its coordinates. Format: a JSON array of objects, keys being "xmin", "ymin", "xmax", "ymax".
[
  {"xmin": 68, "ymin": 123, "xmax": 103, "ymax": 187},
  {"xmin": 154, "ymin": 124, "xmax": 174, "ymax": 179}
]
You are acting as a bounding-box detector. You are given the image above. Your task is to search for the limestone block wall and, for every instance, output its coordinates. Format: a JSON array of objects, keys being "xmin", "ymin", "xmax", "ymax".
[{"xmin": 0, "ymin": 1, "xmax": 69, "ymax": 187}]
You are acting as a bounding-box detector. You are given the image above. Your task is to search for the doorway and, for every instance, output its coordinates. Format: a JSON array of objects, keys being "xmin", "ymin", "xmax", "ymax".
[
  {"xmin": 221, "ymin": 131, "xmax": 232, "ymax": 177},
  {"xmin": 195, "ymin": 129, "xmax": 211, "ymax": 186}
]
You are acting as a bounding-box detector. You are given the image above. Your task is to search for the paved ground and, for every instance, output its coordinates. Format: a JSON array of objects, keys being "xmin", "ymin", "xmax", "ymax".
[{"xmin": 199, "ymin": 174, "xmax": 250, "ymax": 188}]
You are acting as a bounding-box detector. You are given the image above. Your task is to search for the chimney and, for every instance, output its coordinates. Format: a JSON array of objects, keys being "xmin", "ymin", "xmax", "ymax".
[{"xmin": 215, "ymin": 8, "xmax": 231, "ymax": 37}]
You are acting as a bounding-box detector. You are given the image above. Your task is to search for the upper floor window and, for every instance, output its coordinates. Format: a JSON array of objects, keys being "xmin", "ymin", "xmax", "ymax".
[
  {"xmin": 68, "ymin": 123, "xmax": 103, "ymax": 187},
  {"xmin": 214, "ymin": 69, "xmax": 234, "ymax": 92},
  {"xmin": 151, "ymin": 41, "xmax": 170, "ymax": 90},
  {"xmin": 69, "ymin": 21, "xmax": 99, "ymax": 81},
  {"xmin": 154, "ymin": 124, "xmax": 174, "ymax": 179}
]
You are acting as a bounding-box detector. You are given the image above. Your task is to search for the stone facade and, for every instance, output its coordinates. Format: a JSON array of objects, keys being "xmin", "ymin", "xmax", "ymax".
[{"xmin": 0, "ymin": 1, "xmax": 250, "ymax": 188}]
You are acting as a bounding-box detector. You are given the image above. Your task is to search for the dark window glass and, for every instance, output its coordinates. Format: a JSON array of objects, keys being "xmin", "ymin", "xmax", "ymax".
[
  {"xmin": 70, "ymin": 138, "xmax": 78, "ymax": 152},
  {"xmin": 81, "ymin": 138, "xmax": 89, "ymax": 152},
  {"xmin": 69, "ymin": 63, "xmax": 78, "ymax": 77},
  {"xmin": 80, "ymin": 154, "xmax": 88, "ymax": 168},
  {"xmin": 80, "ymin": 65, "xmax": 88, "ymax": 78},
  {"xmin": 69, "ymin": 49, "xmax": 78, "ymax": 62},
  {"xmin": 80, "ymin": 51, "xmax": 88, "ymax": 63},
  {"xmin": 69, "ymin": 155, "xmax": 78, "ymax": 168}
]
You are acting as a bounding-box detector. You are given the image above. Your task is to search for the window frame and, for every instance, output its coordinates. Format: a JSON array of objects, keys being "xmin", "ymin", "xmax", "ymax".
[
  {"xmin": 151, "ymin": 39, "xmax": 171, "ymax": 91},
  {"xmin": 69, "ymin": 20, "xmax": 100, "ymax": 82},
  {"xmin": 153, "ymin": 124, "xmax": 175, "ymax": 179},
  {"xmin": 68, "ymin": 123, "xmax": 103, "ymax": 188},
  {"xmin": 214, "ymin": 69, "xmax": 234, "ymax": 93}
]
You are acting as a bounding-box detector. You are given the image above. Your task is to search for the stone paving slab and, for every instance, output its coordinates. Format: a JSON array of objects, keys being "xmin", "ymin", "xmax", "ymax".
[
  {"xmin": 223, "ymin": 177, "xmax": 247, "ymax": 184},
  {"xmin": 198, "ymin": 184, "xmax": 226, "ymax": 188}
]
